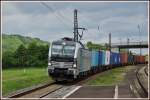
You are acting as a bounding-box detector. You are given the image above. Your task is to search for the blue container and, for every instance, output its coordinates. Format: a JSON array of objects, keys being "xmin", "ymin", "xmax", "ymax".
[
  {"xmin": 128, "ymin": 54, "xmax": 134, "ymax": 64},
  {"xmin": 91, "ymin": 50, "xmax": 99, "ymax": 67},
  {"xmin": 102, "ymin": 51, "xmax": 106, "ymax": 65},
  {"xmin": 128, "ymin": 55, "xmax": 131, "ymax": 63},
  {"xmin": 117, "ymin": 53, "xmax": 120, "ymax": 64},
  {"xmin": 98, "ymin": 50, "xmax": 103, "ymax": 66},
  {"xmin": 111, "ymin": 52, "xmax": 117, "ymax": 65},
  {"xmin": 131, "ymin": 55, "xmax": 134, "ymax": 63},
  {"xmin": 114, "ymin": 53, "xmax": 117, "ymax": 64},
  {"xmin": 105, "ymin": 51, "xmax": 110, "ymax": 65},
  {"xmin": 110, "ymin": 52, "xmax": 114, "ymax": 65},
  {"xmin": 118, "ymin": 53, "xmax": 121, "ymax": 64},
  {"xmin": 111, "ymin": 52, "xmax": 120, "ymax": 65}
]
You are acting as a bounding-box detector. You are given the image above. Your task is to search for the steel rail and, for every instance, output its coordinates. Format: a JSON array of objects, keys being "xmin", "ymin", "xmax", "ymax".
[{"xmin": 7, "ymin": 82, "xmax": 56, "ymax": 98}]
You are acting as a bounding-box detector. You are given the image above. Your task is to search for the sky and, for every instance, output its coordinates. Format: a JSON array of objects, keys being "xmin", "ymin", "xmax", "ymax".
[{"xmin": 2, "ymin": 1, "xmax": 149, "ymax": 55}]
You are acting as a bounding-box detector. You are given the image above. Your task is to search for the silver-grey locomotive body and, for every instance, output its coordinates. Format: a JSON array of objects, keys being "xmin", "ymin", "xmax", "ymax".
[{"xmin": 48, "ymin": 37, "xmax": 90, "ymax": 81}]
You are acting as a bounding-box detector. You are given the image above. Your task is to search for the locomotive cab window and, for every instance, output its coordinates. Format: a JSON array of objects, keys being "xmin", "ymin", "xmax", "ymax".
[
  {"xmin": 51, "ymin": 43, "xmax": 75, "ymax": 58},
  {"xmin": 63, "ymin": 45, "xmax": 75, "ymax": 57},
  {"xmin": 51, "ymin": 44, "xmax": 62, "ymax": 56}
]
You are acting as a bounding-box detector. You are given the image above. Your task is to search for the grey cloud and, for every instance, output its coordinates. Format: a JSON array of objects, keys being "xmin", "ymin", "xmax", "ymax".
[{"xmin": 2, "ymin": 2, "xmax": 148, "ymax": 45}]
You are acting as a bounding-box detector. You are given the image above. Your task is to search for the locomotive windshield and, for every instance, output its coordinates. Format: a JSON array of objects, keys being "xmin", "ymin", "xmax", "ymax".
[
  {"xmin": 63, "ymin": 45, "xmax": 75, "ymax": 56},
  {"xmin": 51, "ymin": 44, "xmax": 62, "ymax": 55},
  {"xmin": 51, "ymin": 44, "xmax": 75, "ymax": 58}
]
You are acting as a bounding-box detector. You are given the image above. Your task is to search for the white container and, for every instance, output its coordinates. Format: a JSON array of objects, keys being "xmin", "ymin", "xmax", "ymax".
[{"xmin": 105, "ymin": 50, "xmax": 110, "ymax": 65}]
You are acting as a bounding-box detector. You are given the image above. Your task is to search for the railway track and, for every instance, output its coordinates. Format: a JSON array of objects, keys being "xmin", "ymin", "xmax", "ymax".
[
  {"xmin": 6, "ymin": 79, "xmax": 83, "ymax": 98},
  {"xmin": 7, "ymin": 83, "xmax": 82, "ymax": 98},
  {"xmin": 7, "ymin": 82, "xmax": 62, "ymax": 98}
]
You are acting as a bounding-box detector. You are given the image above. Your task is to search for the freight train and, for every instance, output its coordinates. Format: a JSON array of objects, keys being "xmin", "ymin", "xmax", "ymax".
[{"xmin": 48, "ymin": 37, "xmax": 146, "ymax": 81}]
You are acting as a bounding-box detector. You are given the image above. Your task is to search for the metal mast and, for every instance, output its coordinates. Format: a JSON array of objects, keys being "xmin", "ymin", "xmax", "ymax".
[
  {"xmin": 73, "ymin": 9, "xmax": 86, "ymax": 42},
  {"xmin": 109, "ymin": 33, "xmax": 111, "ymax": 51},
  {"xmin": 74, "ymin": 9, "xmax": 78, "ymax": 42}
]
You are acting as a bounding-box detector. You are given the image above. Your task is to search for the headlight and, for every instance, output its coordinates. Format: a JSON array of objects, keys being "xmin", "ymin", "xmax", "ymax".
[
  {"xmin": 48, "ymin": 62, "xmax": 52, "ymax": 66},
  {"xmin": 73, "ymin": 64, "xmax": 76, "ymax": 67}
]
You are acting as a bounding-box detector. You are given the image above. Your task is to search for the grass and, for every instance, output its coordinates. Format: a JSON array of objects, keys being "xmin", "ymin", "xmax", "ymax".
[
  {"xmin": 2, "ymin": 67, "xmax": 53, "ymax": 96},
  {"xmin": 86, "ymin": 66, "xmax": 131, "ymax": 86}
]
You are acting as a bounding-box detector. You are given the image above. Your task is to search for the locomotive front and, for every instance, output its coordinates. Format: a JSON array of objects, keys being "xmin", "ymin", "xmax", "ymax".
[{"xmin": 48, "ymin": 38, "xmax": 79, "ymax": 81}]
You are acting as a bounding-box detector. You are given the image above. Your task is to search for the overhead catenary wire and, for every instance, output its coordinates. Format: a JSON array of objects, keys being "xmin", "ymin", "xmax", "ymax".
[
  {"xmin": 54, "ymin": 7, "xmax": 73, "ymax": 23},
  {"xmin": 40, "ymin": 2, "xmax": 72, "ymax": 30},
  {"xmin": 79, "ymin": 11, "xmax": 102, "ymax": 37},
  {"xmin": 40, "ymin": 2, "xmax": 91, "ymax": 42},
  {"xmin": 51, "ymin": 7, "xmax": 73, "ymax": 28}
]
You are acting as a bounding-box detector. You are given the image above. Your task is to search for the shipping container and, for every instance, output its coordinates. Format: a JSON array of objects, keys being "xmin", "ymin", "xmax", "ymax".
[
  {"xmin": 105, "ymin": 50, "xmax": 110, "ymax": 65},
  {"xmin": 120, "ymin": 53, "xmax": 128, "ymax": 64},
  {"xmin": 130, "ymin": 55, "xmax": 134, "ymax": 64},
  {"xmin": 116, "ymin": 53, "xmax": 121, "ymax": 64},
  {"xmin": 102, "ymin": 50, "xmax": 106, "ymax": 65},
  {"xmin": 139, "ymin": 56, "xmax": 145, "ymax": 63},
  {"xmin": 110, "ymin": 52, "xmax": 114, "ymax": 65},
  {"xmin": 98, "ymin": 50, "xmax": 103, "ymax": 66},
  {"xmin": 91, "ymin": 50, "xmax": 99, "ymax": 67},
  {"xmin": 134, "ymin": 55, "xmax": 142, "ymax": 64},
  {"xmin": 133, "ymin": 55, "xmax": 137, "ymax": 64},
  {"xmin": 114, "ymin": 53, "xmax": 118, "ymax": 64},
  {"xmin": 110, "ymin": 52, "xmax": 119, "ymax": 65},
  {"xmin": 128, "ymin": 54, "xmax": 134, "ymax": 64}
]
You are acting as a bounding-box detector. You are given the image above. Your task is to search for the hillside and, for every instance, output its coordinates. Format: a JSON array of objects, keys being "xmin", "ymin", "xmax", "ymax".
[{"xmin": 2, "ymin": 34, "xmax": 49, "ymax": 53}]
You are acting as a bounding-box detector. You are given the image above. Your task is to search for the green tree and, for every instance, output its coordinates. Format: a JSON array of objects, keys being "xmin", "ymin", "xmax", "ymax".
[
  {"xmin": 14, "ymin": 44, "xmax": 27, "ymax": 67},
  {"xmin": 86, "ymin": 41, "xmax": 93, "ymax": 50},
  {"xmin": 38, "ymin": 45, "xmax": 49, "ymax": 66},
  {"xmin": 26, "ymin": 42, "xmax": 39, "ymax": 66},
  {"xmin": 86, "ymin": 41, "xmax": 107, "ymax": 50},
  {"xmin": 2, "ymin": 51, "xmax": 16, "ymax": 68}
]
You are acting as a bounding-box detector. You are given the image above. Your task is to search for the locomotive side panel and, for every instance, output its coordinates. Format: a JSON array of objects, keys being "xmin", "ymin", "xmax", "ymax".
[{"xmin": 78, "ymin": 49, "xmax": 91, "ymax": 73}]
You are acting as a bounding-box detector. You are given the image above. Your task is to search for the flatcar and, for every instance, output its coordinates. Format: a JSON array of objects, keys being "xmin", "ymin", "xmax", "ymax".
[{"xmin": 48, "ymin": 37, "xmax": 146, "ymax": 81}]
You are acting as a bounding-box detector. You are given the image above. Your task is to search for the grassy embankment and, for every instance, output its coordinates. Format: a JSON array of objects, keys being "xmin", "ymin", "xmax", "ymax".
[
  {"xmin": 2, "ymin": 67, "xmax": 53, "ymax": 96},
  {"xmin": 87, "ymin": 66, "xmax": 132, "ymax": 86},
  {"xmin": 2, "ymin": 65, "xmax": 133, "ymax": 95}
]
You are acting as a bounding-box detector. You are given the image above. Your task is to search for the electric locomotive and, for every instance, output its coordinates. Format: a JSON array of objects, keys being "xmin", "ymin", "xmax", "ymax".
[{"xmin": 48, "ymin": 37, "xmax": 87, "ymax": 81}]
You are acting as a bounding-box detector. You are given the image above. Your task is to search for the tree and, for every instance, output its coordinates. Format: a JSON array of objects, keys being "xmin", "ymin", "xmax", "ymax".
[
  {"xmin": 14, "ymin": 44, "xmax": 27, "ymax": 67},
  {"xmin": 86, "ymin": 41, "xmax": 107, "ymax": 50},
  {"xmin": 2, "ymin": 51, "xmax": 16, "ymax": 68},
  {"xmin": 26, "ymin": 42, "xmax": 39, "ymax": 66},
  {"xmin": 3, "ymin": 41, "xmax": 50, "ymax": 68},
  {"xmin": 26, "ymin": 42, "xmax": 49, "ymax": 67}
]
